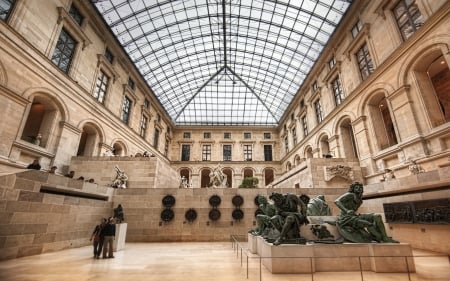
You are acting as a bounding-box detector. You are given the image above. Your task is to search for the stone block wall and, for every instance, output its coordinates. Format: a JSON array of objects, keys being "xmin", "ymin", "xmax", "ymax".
[
  {"xmin": 272, "ymin": 158, "xmax": 363, "ymax": 189},
  {"xmin": 112, "ymin": 187, "xmax": 348, "ymax": 243},
  {"xmin": 0, "ymin": 170, "xmax": 113, "ymax": 260},
  {"xmin": 68, "ymin": 156, "xmax": 179, "ymax": 188},
  {"xmin": 363, "ymin": 166, "xmax": 450, "ymax": 253}
]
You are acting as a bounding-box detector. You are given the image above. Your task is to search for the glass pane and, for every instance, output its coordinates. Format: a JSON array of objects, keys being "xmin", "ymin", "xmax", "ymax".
[{"xmin": 93, "ymin": 0, "xmax": 350, "ymax": 125}]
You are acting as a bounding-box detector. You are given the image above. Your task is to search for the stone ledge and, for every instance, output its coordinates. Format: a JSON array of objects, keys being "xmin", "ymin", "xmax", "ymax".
[{"xmin": 249, "ymin": 235, "xmax": 415, "ymax": 273}]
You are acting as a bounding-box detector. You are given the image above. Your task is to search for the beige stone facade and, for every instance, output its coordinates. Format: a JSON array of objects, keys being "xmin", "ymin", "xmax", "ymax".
[{"xmin": 0, "ymin": 0, "xmax": 449, "ymax": 260}]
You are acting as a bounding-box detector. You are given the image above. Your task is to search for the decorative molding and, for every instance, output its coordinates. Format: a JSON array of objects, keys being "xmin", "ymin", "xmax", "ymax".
[{"xmin": 57, "ymin": 7, "xmax": 91, "ymax": 50}]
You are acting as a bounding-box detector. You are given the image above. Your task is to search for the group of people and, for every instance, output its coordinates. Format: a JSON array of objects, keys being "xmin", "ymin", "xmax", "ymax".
[{"xmin": 89, "ymin": 217, "xmax": 116, "ymax": 259}]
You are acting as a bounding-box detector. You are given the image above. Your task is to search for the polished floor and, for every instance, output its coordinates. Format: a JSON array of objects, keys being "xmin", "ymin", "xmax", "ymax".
[{"xmin": 0, "ymin": 242, "xmax": 448, "ymax": 281}]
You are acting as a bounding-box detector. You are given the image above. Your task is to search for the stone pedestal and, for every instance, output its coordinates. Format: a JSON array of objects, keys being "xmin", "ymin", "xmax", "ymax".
[
  {"xmin": 113, "ymin": 223, "xmax": 127, "ymax": 252},
  {"xmin": 248, "ymin": 235, "xmax": 415, "ymax": 273}
]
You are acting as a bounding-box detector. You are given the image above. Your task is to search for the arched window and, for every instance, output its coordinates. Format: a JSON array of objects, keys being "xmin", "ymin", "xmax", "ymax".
[
  {"xmin": 305, "ymin": 147, "xmax": 313, "ymax": 158},
  {"xmin": 243, "ymin": 168, "xmax": 253, "ymax": 178},
  {"xmin": 112, "ymin": 141, "xmax": 127, "ymax": 156},
  {"xmin": 286, "ymin": 162, "xmax": 292, "ymax": 171}
]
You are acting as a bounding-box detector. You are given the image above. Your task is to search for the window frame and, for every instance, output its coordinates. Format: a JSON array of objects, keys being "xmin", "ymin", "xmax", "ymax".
[
  {"xmin": 202, "ymin": 144, "xmax": 211, "ymax": 161},
  {"xmin": 181, "ymin": 144, "xmax": 190, "ymax": 161},
  {"xmin": 223, "ymin": 144, "xmax": 232, "ymax": 161},
  {"xmin": 243, "ymin": 144, "xmax": 252, "ymax": 161}
]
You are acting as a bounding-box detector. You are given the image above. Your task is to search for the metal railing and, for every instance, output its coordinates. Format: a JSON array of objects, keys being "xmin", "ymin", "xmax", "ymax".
[{"xmin": 230, "ymin": 235, "xmax": 449, "ymax": 281}]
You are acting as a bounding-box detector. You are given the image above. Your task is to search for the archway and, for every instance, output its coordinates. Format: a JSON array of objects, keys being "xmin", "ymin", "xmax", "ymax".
[
  {"xmin": 223, "ymin": 168, "xmax": 232, "ymax": 188},
  {"xmin": 77, "ymin": 124, "xmax": 101, "ymax": 156},
  {"xmin": 263, "ymin": 168, "xmax": 274, "ymax": 186},
  {"xmin": 339, "ymin": 118, "xmax": 359, "ymax": 159},
  {"xmin": 201, "ymin": 169, "xmax": 211, "ymax": 188},
  {"xmin": 368, "ymin": 94, "xmax": 398, "ymax": 150},
  {"xmin": 21, "ymin": 96, "xmax": 60, "ymax": 148}
]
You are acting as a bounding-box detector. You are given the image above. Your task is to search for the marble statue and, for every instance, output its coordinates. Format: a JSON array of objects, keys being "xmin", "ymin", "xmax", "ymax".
[
  {"xmin": 209, "ymin": 164, "xmax": 227, "ymax": 188},
  {"xmin": 111, "ymin": 165, "xmax": 128, "ymax": 189},
  {"xmin": 179, "ymin": 176, "xmax": 190, "ymax": 188},
  {"xmin": 334, "ymin": 182, "xmax": 398, "ymax": 243},
  {"xmin": 307, "ymin": 195, "xmax": 332, "ymax": 216}
]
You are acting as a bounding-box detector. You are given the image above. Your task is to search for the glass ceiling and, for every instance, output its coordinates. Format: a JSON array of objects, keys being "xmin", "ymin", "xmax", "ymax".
[{"xmin": 92, "ymin": 0, "xmax": 351, "ymax": 126}]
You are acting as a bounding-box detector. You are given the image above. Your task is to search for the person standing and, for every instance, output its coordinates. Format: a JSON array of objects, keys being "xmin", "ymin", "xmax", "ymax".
[
  {"xmin": 101, "ymin": 217, "xmax": 116, "ymax": 258},
  {"xmin": 90, "ymin": 218, "xmax": 106, "ymax": 259},
  {"xmin": 26, "ymin": 159, "xmax": 41, "ymax": 170}
]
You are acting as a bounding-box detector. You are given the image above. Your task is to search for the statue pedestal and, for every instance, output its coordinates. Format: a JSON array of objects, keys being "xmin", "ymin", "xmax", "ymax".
[
  {"xmin": 113, "ymin": 223, "xmax": 127, "ymax": 252},
  {"xmin": 248, "ymin": 236, "xmax": 415, "ymax": 273}
]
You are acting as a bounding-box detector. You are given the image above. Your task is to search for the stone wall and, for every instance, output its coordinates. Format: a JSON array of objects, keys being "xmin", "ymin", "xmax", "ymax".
[
  {"xmin": 363, "ymin": 166, "xmax": 450, "ymax": 253},
  {"xmin": 112, "ymin": 187, "xmax": 348, "ymax": 243},
  {"xmin": 0, "ymin": 170, "xmax": 113, "ymax": 260},
  {"xmin": 272, "ymin": 158, "xmax": 363, "ymax": 189},
  {"xmin": 68, "ymin": 156, "xmax": 179, "ymax": 189}
]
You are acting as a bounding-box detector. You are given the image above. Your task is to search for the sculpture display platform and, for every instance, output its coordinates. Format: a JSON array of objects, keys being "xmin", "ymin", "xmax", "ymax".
[
  {"xmin": 248, "ymin": 234, "xmax": 415, "ymax": 273},
  {"xmin": 113, "ymin": 223, "xmax": 127, "ymax": 252}
]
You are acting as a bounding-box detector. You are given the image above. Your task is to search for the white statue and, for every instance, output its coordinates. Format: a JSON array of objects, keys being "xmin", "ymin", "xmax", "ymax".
[
  {"xmin": 112, "ymin": 165, "xmax": 128, "ymax": 189},
  {"xmin": 180, "ymin": 176, "xmax": 190, "ymax": 188},
  {"xmin": 209, "ymin": 164, "xmax": 227, "ymax": 188}
]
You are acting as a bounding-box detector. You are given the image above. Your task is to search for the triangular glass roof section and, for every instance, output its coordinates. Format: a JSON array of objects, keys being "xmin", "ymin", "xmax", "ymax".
[{"xmin": 92, "ymin": 0, "xmax": 352, "ymax": 126}]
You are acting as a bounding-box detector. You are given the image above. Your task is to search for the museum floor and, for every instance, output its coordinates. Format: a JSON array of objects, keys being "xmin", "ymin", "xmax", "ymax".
[{"xmin": 0, "ymin": 242, "xmax": 448, "ymax": 281}]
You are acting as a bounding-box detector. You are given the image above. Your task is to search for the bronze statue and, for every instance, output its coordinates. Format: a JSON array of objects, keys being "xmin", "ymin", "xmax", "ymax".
[
  {"xmin": 307, "ymin": 195, "xmax": 332, "ymax": 216},
  {"xmin": 113, "ymin": 204, "xmax": 124, "ymax": 223},
  {"xmin": 269, "ymin": 192, "xmax": 309, "ymax": 245},
  {"xmin": 250, "ymin": 195, "xmax": 276, "ymax": 236},
  {"xmin": 334, "ymin": 182, "xmax": 398, "ymax": 243}
]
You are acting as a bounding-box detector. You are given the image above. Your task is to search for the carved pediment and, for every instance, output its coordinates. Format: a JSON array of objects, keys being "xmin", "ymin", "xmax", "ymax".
[{"xmin": 324, "ymin": 165, "xmax": 354, "ymax": 182}]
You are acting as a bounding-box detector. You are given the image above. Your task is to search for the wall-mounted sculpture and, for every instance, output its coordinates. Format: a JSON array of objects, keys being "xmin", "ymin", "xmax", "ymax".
[
  {"xmin": 161, "ymin": 195, "xmax": 176, "ymax": 222},
  {"xmin": 324, "ymin": 165, "xmax": 354, "ymax": 182},
  {"xmin": 208, "ymin": 195, "xmax": 221, "ymax": 221}
]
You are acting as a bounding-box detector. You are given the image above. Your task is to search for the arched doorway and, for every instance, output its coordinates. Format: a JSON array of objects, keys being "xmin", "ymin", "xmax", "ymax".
[
  {"xmin": 264, "ymin": 168, "xmax": 274, "ymax": 186},
  {"xmin": 339, "ymin": 118, "xmax": 359, "ymax": 159},
  {"xmin": 223, "ymin": 168, "xmax": 232, "ymax": 188},
  {"xmin": 201, "ymin": 169, "xmax": 211, "ymax": 188},
  {"xmin": 77, "ymin": 124, "xmax": 100, "ymax": 156},
  {"xmin": 368, "ymin": 94, "xmax": 398, "ymax": 150},
  {"xmin": 21, "ymin": 97, "xmax": 60, "ymax": 148}
]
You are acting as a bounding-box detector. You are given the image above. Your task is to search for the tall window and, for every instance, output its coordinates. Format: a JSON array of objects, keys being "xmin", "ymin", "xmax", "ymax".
[
  {"xmin": 93, "ymin": 70, "xmax": 109, "ymax": 103},
  {"xmin": 153, "ymin": 129, "xmax": 160, "ymax": 148},
  {"xmin": 202, "ymin": 145, "xmax": 211, "ymax": 161},
  {"xmin": 128, "ymin": 77, "xmax": 135, "ymax": 90},
  {"xmin": 181, "ymin": 144, "xmax": 190, "ymax": 161},
  {"xmin": 302, "ymin": 116, "xmax": 308, "ymax": 136},
  {"xmin": 164, "ymin": 139, "xmax": 169, "ymax": 156},
  {"xmin": 143, "ymin": 98, "xmax": 150, "ymax": 109},
  {"xmin": 223, "ymin": 145, "xmax": 232, "ymax": 161},
  {"xmin": 331, "ymin": 76, "xmax": 344, "ymax": 106},
  {"xmin": 351, "ymin": 20, "xmax": 363, "ymax": 38},
  {"xmin": 0, "ymin": 0, "xmax": 14, "ymax": 21},
  {"xmin": 51, "ymin": 29, "xmax": 77, "ymax": 73},
  {"xmin": 243, "ymin": 145, "xmax": 252, "ymax": 161},
  {"xmin": 394, "ymin": 0, "xmax": 424, "ymax": 41},
  {"xmin": 314, "ymin": 99, "xmax": 323, "ymax": 123},
  {"xmin": 292, "ymin": 128, "xmax": 297, "ymax": 145},
  {"xmin": 121, "ymin": 96, "xmax": 132, "ymax": 124},
  {"xmin": 139, "ymin": 115, "xmax": 148, "ymax": 137},
  {"xmin": 104, "ymin": 48, "xmax": 114, "ymax": 64},
  {"xmin": 264, "ymin": 145, "xmax": 273, "ymax": 161},
  {"xmin": 69, "ymin": 4, "xmax": 83, "ymax": 26},
  {"xmin": 356, "ymin": 43, "xmax": 374, "ymax": 80},
  {"xmin": 328, "ymin": 57, "xmax": 336, "ymax": 69}
]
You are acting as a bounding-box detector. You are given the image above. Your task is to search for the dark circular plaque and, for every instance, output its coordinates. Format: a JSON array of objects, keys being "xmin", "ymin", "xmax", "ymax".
[
  {"xmin": 232, "ymin": 209, "xmax": 244, "ymax": 220},
  {"xmin": 209, "ymin": 209, "xmax": 221, "ymax": 221},
  {"xmin": 185, "ymin": 208, "xmax": 197, "ymax": 222},
  {"xmin": 209, "ymin": 195, "xmax": 222, "ymax": 207},
  {"xmin": 162, "ymin": 195, "xmax": 176, "ymax": 208},
  {"xmin": 160, "ymin": 209, "xmax": 174, "ymax": 222},
  {"xmin": 232, "ymin": 195, "xmax": 244, "ymax": 207}
]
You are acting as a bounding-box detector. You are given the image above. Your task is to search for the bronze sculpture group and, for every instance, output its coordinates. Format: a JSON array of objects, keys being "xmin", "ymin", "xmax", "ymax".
[{"xmin": 250, "ymin": 182, "xmax": 398, "ymax": 245}]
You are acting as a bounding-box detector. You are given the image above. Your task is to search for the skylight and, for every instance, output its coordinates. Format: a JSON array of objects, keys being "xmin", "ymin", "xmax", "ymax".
[{"xmin": 93, "ymin": 0, "xmax": 351, "ymax": 126}]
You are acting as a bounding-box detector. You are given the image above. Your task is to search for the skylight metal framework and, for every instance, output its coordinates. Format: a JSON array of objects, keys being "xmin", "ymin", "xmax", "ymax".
[{"xmin": 93, "ymin": 0, "xmax": 351, "ymax": 126}]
